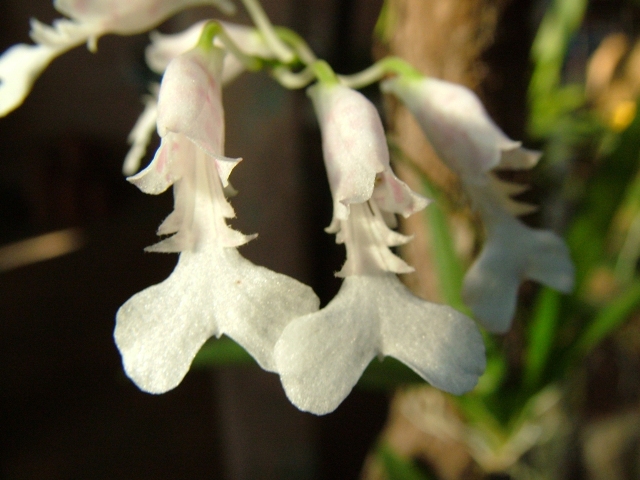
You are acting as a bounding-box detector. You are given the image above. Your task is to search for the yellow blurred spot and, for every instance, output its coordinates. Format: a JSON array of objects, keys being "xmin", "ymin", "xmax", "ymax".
[
  {"xmin": 0, "ymin": 228, "xmax": 85, "ymax": 272},
  {"xmin": 610, "ymin": 100, "xmax": 637, "ymax": 131}
]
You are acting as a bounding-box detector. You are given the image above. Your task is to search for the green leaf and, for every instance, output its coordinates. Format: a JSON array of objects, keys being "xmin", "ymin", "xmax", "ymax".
[
  {"xmin": 571, "ymin": 279, "xmax": 640, "ymax": 358},
  {"xmin": 358, "ymin": 357, "xmax": 424, "ymax": 390},
  {"xmin": 419, "ymin": 179, "xmax": 467, "ymax": 313},
  {"xmin": 528, "ymin": 0, "xmax": 588, "ymax": 137},
  {"xmin": 523, "ymin": 288, "xmax": 562, "ymax": 390},
  {"xmin": 192, "ymin": 337, "xmax": 254, "ymax": 367},
  {"xmin": 193, "ymin": 338, "xmax": 425, "ymax": 390},
  {"xmin": 376, "ymin": 443, "xmax": 435, "ymax": 480},
  {"xmin": 567, "ymin": 100, "xmax": 640, "ymax": 289}
]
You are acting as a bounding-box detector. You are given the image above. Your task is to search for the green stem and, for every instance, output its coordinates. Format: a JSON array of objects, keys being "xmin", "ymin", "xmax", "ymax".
[
  {"xmin": 271, "ymin": 65, "xmax": 315, "ymax": 89},
  {"xmin": 311, "ymin": 60, "xmax": 338, "ymax": 85},
  {"xmin": 274, "ymin": 27, "xmax": 317, "ymax": 65},
  {"xmin": 197, "ymin": 22, "xmax": 221, "ymax": 52},
  {"xmin": 339, "ymin": 56, "xmax": 422, "ymax": 89},
  {"xmin": 198, "ymin": 21, "xmax": 262, "ymax": 71},
  {"xmin": 241, "ymin": 0, "xmax": 295, "ymax": 63}
]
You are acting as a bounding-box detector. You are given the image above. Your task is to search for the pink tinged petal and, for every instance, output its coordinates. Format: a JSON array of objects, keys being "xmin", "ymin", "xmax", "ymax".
[
  {"xmin": 372, "ymin": 170, "xmax": 430, "ymax": 218},
  {"xmin": 308, "ymin": 83, "xmax": 388, "ymax": 220},
  {"xmin": 0, "ymin": 43, "xmax": 63, "ymax": 116},
  {"xmin": 274, "ymin": 274, "xmax": 485, "ymax": 415},
  {"xmin": 115, "ymin": 248, "xmax": 320, "ymax": 394},
  {"xmin": 214, "ymin": 155, "xmax": 241, "ymax": 187},
  {"xmin": 462, "ymin": 217, "xmax": 574, "ymax": 333},
  {"xmin": 381, "ymin": 77, "xmax": 521, "ymax": 181},
  {"xmin": 157, "ymin": 48, "xmax": 227, "ymax": 158},
  {"xmin": 127, "ymin": 133, "xmax": 184, "ymax": 194}
]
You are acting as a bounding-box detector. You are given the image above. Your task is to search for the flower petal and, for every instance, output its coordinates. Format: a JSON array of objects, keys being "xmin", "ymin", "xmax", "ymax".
[
  {"xmin": 498, "ymin": 147, "xmax": 542, "ymax": 170},
  {"xmin": 128, "ymin": 133, "xmax": 184, "ymax": 194},
  {"xmin": 146, "ymin": 20, "xmax": 272, "ymax": 84},
  {"xmin": 463, "ymin": 218, "xmax": 574, "ymax": 333},
  {"xmin": 275, "ymin": 274, "xmax": 485, "ymax": 414},
  {"xmin": 157, "ymin": 48, "xmax": 227, "ymax": 158},
  {"xmin": 336, "ymin": 203, "xmax": 414, "ymax": 276},
  {"xmin": 372, "ymin": 170, "xmax": 430, "ymax": 218},
  {"xmin": 274, "ymin": 276, "xmax": 379, "ymax": 414},
  {"xmin": 115, "ymin": 247, "xmax": 320, "ymax": 393},
  {"xmin": 382, "ymin": 76, "xmax": 521, "ymax": 180},
  {"xmin": 0, "ymin": 43, "xmax": 62, "ymax": 116},
  {"xmin": 377, "ymin": 274, "xmax": 486, "ymax": 395},
  {"xmin": 308, "ymin": 83, "xmax": 388, "ymax": 220}
]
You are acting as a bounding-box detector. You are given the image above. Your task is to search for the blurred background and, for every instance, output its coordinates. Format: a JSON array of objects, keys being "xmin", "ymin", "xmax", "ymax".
[{"xmin": 3, "ymin": 0, "xmax": 640, "ymax": 479}]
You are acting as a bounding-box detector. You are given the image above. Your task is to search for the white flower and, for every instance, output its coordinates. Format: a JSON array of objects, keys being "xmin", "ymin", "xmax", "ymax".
[
  {"xmin": 0, "ymin": 0, "xmax": 233, "ymax": 116},
  {"xmin": 114, "ymin": 45, "xmax": 319, "ymax": 394},
  {"xmin": 382, "ymin": 76, "xmax": 574, "ymax": 333},
  {"xmin": 145, "ymin": 20, "xmax": 273, "ymax": 82},
  {"xmin": 274, "ymin": 83, "xmax": 486, "ymax": 415},
  {"xmin": 0, "ymin": 43, "xmax": 64, "ymax": 117},
  {"xmin": 123, "ymin": 20, "xmax": 276, "ymax": 176}
]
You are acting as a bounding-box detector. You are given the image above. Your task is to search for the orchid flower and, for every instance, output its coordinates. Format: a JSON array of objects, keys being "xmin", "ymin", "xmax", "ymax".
[
  {"xmin": 114, "ymin": 42, "xmax": 319, "ymax": 394},
  {"xmin": 123, "ymin": 20, "xmax": 275, "ymax": 175},
  {"xmin": 382, "ymin": 75, "xmax": 574, "ymax": 333},
  {"xmin": 0, "ymin": 0, "xmax": 234, "ymax": 117},
  {"xmin": 146, "ymin": 20, "xmax": 273, "ymax": 82},
  {"xmin": 274, "ymin": 81, "xmax": 486, "ymax": 415}
]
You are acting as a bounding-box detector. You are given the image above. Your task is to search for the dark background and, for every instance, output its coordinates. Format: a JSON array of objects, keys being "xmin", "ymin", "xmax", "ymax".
[{"xmin": 0, "ymin": 1, "xmax": 392, "ymax": 479}]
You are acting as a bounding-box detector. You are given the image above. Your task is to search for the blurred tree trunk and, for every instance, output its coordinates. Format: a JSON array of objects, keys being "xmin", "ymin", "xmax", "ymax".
[
  {"xmin": 364, "ymin": 1, "xmax": 512, "ymax": 479},
  {"xmin": 378, "ymin": 0, "xmax": 510, "ymax": 303}
]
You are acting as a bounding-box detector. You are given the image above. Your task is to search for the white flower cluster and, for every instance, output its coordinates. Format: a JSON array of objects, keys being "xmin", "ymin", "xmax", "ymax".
[{"xmin": 0, "ymin": 0, "xmax": 573, "ymax": 415}]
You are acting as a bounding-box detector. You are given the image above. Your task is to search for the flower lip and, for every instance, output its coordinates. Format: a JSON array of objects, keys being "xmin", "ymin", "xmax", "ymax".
[{"xmin": 274, "ymin": 274, "xmax": 486, "ymax": 415}]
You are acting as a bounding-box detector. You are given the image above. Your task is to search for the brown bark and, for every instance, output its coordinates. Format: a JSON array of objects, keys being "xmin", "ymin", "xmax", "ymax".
[
  {"xmin": 364, "ymin": 1, "xmax": 510, "ymax": 478},
  {"xmin": 380, "ymin": 0, "xmax": 508, "ymax": 301}
]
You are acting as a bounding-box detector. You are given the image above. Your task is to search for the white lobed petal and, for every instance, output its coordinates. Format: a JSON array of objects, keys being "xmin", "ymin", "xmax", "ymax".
[
  {"xmin": 146, "ymin": 22, "xmax": 206, "ymax": 74},
  {"xmin": 378, "ymin": 274, "xmax": 486, "ymax": 395},
  {"xmin": 0, "ymin": 43, "xmax": 63, "ymax": 117},
  {"xmin": 274, "ymin": 274, "xmax": 485, "ymax": 415},
  {"xmin": 463, "ymin": 217, "xmax": 574, "ymax": 333},
  {"xmin": 308, "ymin": 83, "xmax": 388, "ymax": 221},
  {"xmin": 382, "ymin": 76, "xmax": 521, "ymax": 182},
  {"xmin": 115, "ymin": 247, "xmax": 320, "ymax": 394}
]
